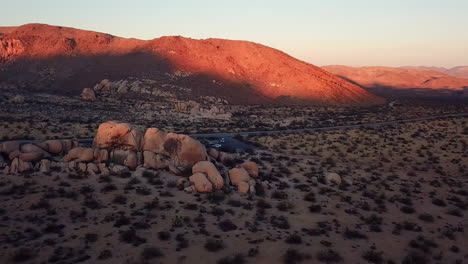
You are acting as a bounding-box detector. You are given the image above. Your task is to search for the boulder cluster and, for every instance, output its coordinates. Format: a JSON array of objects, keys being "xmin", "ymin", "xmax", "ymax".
[
  {"xmin": 62, "ymin": 121, "xmax": 208, "ymax": 175},
  {"xmin": 174, "ymin": 101, "xmax": 232, "ymax": 119},
  {"xmin": 1, "ymin": 139, "xmax": 79, "ymax": 174},
  {"xmin": 0, "ymin": 121, "xmax": 260, "ymax": 194},
  {"xmin": 91, "ymin": 79, "xmax": 175, "ymax": 98},
  {"xmin": 80, "ymin": 79, "xmax": 179, "ymax": 101}
]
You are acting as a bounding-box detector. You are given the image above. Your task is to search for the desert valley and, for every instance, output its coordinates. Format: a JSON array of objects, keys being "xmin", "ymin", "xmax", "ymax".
[{"xmin": 0, "ymin": 20, "xmax": 467, "ymax": 264}]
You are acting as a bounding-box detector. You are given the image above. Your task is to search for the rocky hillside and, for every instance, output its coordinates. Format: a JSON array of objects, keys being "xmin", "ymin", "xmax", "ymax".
[
  {"xmin": 323, "ymin": 65, "xmax": 468, "ymax": 90},
  {"xmin": 0, "ymin": 23, "xmax": 384, "ymax": 106}
]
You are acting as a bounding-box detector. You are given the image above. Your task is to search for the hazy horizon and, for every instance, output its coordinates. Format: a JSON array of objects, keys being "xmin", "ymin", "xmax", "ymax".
[{"xmin": 2, "ymin": 0, "xmax": 468, "ymax": 68}]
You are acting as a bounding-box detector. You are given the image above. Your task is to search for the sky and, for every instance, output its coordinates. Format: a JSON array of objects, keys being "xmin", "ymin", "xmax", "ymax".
[{"xmin": 2, "ymin": 0, "xmax": 468, "ymax": 68}]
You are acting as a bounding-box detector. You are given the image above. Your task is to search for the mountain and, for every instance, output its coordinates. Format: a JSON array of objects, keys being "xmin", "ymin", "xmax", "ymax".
[
  {"xmin": 400, "ymin": 66, "xmax": 448, "ymax": 73},
  {"xmin": 323, "ymin": 65, "xmax": 468, "ymax": 91},
  {"xmin": 0, "ymin": 26, "xmax": 18, "ymax": 35},
  {"xmin": 401, "ymin": 66, "xmax": 468, "ymax": 79},
  {"xmin": 444, "ymin": 66, "xmax": 468, "ymax": 79},
  {"xmin": 0, "ymin": 23, "xmax": 384, "ymax": 105}
]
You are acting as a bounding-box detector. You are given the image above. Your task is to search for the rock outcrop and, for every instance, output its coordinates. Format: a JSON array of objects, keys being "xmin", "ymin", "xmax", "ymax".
[
  {"xmin": 174, "ymin": 101, "xmax": 232, "ymax": 119},
  {"xmin": 0, "ymin": 121, "xmax": 260, "ymax": 195},
  {"xmin": 81, "ymin": 88, "xmax": 96, "ymax": 101},
  {"xmin": 325, "ymin": 172, "xmax": 342, "ymax": 185},
  {"xmin": 192, "ymin": 161, "xmax": 224, "ymax": 189},
  {"xmin": 162, "ymin": 133, "xmax": 207, "ymax": 169},
  {"xmin": 93, "ymin": 121, "xmax": 142, "ymax": 151},
  {"xmin": 142, "ymin": 128, "xmax": 167, "ymax": 153}
]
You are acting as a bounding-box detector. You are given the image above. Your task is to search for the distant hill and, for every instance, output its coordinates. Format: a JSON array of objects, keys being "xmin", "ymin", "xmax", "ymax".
[
  {"xmin": 401, "ymin": 66, "xmax": 468, "ymax": 79},
  {"xmin": 0, "ymin": 23, "xmax": 385, "ymax": 106},
  {"xmin": 323, "ymin": 65, "xmax": 468, "ymax": 91}
]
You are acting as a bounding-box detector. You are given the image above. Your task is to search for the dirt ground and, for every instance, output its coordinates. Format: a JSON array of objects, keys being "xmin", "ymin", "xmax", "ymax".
[{"xmin": 1, "ymin": 117, "xmax": 467, "ymax": 264}]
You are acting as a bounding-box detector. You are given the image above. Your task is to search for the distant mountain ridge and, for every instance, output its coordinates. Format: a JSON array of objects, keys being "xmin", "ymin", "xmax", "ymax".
[
  {"xmin": 323, "ymin": 65, "xmax": 468, "ymax": 91},
  {"xmin": 0, "ymin": 23, "xmax": 385, "ymax": 106},
  {"xmin": 401, "ymin": 66, "xmax": 468, "ymax": 79}
]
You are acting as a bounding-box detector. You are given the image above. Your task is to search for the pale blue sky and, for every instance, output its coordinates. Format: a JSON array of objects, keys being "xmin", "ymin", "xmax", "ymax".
[{"xmin": 2, "ymin": 0, "xmax": 467, "ymax": 67}]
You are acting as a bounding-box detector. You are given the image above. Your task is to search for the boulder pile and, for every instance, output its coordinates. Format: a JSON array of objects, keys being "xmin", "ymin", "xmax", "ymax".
[
  {"xmin": 0, "ymin": 121, "xmax": 259, "ymax": 194},
  {"xmin": 174, "ymin": 100, "xmax": 232, "ymax": 120},
  {"xmin": 228, "ymin": 161, "xmax": 259, "ymax": 194},
  {"xmin": 1, "ymin": 139, "xmax": 79, "ymax": 174},
  {"xmin": 92, "ymin": 79, "xmax": 175, "ymax": 98}
]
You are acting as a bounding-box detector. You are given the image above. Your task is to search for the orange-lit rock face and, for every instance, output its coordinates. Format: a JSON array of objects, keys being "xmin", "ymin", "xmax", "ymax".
[
  {"xmin": 323, "ymin": 65, "xmax": 468, "ymax": 91},
  {"xmin": 0, "ymin": 23, "xmax": 385, "ymax": 105}
]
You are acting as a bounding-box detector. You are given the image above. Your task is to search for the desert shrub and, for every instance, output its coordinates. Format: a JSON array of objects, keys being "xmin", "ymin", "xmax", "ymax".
[
  {"xmin": 158, "ymin": 231, "xmax": 171, "ymax": 241},
  {"xmin": 141, "ymin": 247, "xmax": 163, "ymax": 260},
  {"xmin": 272, "ymin": 191, "xmax": 288, "ymax": 200},
  {"xmin": 112, "ymin": 194, "xmax": 127, "ymax": 205},
  {"xmin": 184, "ymin": 203, "xmax": 198, "ymax": 210},
  {"xmin": 431, "ymin": 198, "xmax": 446, "ymax": 207},
  {"xmin": 257, "ymin": 199, "xmax": 272, "ymax": 209},
  {"xmin": 309, "ymin": 204, "xmax": 322, "ymax": 213},
  {"xmin": 219, "ymin": 219, "xmax": 237, "ymax": 232},
  {"xmin": 284, "ymin": 249, "xmax": 309, "ymax": 264},
  {"xmin": 205, "ymin": 239, "xmax": 225, "ymax": 252},
  {"xmin": 277, "ymin": 201, "xmax": 294, "ymax": 211},
  {"xmin": 362, "ymin": 250, "xmax": 383, "ymax": 264},
  {"xmin": 12, "ymin": 248, "xmax": 35, "ymax": 263},
  {"xmin": 120, "ymin": 228, "xmax": 146, "ymax": 246},
  {"xmin": 418, "ymin": 213, "xmax": 434, "ymax": 223},
  {"xmin": 344, "ymin": 228, "xmax": 367, "ymax": 239},
  {"xmin": 217, "ymin": 254, "xmax": 246, "ymax": 264},
  {"xmin": 317, "ymin": 250, "xmax": 342, "ymax": 263},
  {"xmin": 175, "ymin": 234, "xmax": 189, "ymax": 250},
  {"xmin": 270, "ymin": 216, "xmax": 290, "ymax": 229},
  {"xmin": 400, "ymin": 206, "xmax": 415, "ymax": 214},
  {"xmin": 402, "ymin": 252, "xmax": 427, "ymax": 264},
  {"xmin": 285, "ymin": 234, "xmax": 302, "ymax": 244},
  {"xmin": 98, "ymin": 250, "xmax": 112, "ymax": 260},
  {"xmin": 84, "ymin": 233, "xmax": 98, "ymax": 243},
  {"xmin": 304, "ymin": 192, "xmax": 316, "ymax": 202}
]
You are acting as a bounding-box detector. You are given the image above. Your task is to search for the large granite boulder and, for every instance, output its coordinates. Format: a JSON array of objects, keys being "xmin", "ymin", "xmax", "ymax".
[
  {"xmin": 189, "ymin": 172, "xmax": 213, "ymax": 193},
  {"xmin": 143, "ymin": 151, "xmax": 169, "ymax": 169},
  {"xmin": 192, "ymin": 161, "xmax": 224, "ymax": 189},
  {"xmin": 229, "ymin": 167, "xmax": 251, "ymax": 186},
  {"xmin": 141, "ymin": 128, "xmax": 167, "ymax": 153},
  {"xmin": 241, "ymin": 161, "xmax": 259, "ymax": 178},
  {"xmin": 64, "ymin": 147, "xmax": 95, "ymax": 162},
  {"xmin": 162, "ymin": 133, "xmax": 207, "ymax": 169},
  {"xmin": 93, "ymin": 121, "xmax": 142, "ymax": 151}
]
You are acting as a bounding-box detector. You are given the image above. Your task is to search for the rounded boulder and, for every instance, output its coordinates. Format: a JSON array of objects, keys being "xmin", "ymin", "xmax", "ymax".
[
  {"xmin": 93, "ymin": 121, "xmax": 142, "ymax": 151},
  {"xmin": 241, "ymin": 161, "xmax": 259, "ymax": 178},
  {"xmin": 192, "ymin": 161, "xmax": 224, "ymax": 189},
  {"xmin": 229, "ymin": 167, "xmax": 251, "ymax": 186},
  {"xmin": 189, "ymin": 172, "xmax": 213, "ymax": 193}
]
